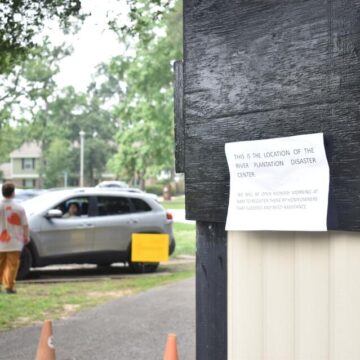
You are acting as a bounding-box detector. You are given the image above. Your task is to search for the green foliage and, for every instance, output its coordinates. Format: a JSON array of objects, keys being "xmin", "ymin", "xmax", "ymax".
[
  {"xmin": 37, "ymin": 85, "xmax": 118, "ymax": 186},
  {"xmin": 0, "ymin": 124, "xmax": 24, "ymax": 163},
  {"xmin": 0, "ymin": 1, "xmax": 183, "ymax": 187},
  {"xmin": 0, "ymin": 39, "xmax": 73, "ymax": 141},
  {"xmin": 44, "ymin": 138, "xmax": 72, "ymax": 188},
  {"xmin": 84, "ymin": 137, "xmax": 116, "ymax": 186},
  {"xmin": 106, "ymin": 0, "xmax": 183, "ymax": 187},
  {"xmin": 0, "ymin": 38, "xmax": 117, "ymax": 187},
  {"xmin": 145, "ymin": 184, "xmax": 164, "ymax": 196},
  {"xmin": 109, "ymin": 0, "xmax": 174, "ymax": 45},
  {"xmin": 0, "ymin": 0, "xmax": 82, "ymax": 74}
]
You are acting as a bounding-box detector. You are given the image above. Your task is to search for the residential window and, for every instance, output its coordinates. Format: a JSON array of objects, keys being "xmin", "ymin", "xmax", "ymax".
[
  {"xmin": 23, "ymin": 179, "xmax": 35, "ymax": 189},
  {"xmin": 22, "ymin": 158, "xmax": 35, "ymax": 170}
]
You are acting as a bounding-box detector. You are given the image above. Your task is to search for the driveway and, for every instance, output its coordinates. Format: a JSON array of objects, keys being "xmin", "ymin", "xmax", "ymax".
[{"xmin": 0, "ymin": 278, "xmax": 195, "ymax": 360}]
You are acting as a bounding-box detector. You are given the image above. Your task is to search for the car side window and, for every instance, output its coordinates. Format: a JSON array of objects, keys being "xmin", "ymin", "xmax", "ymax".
[
  {"xmin": 54, "ymin": 197, "xmax": 89, "ymax": 218},
  {"xmin": 131, "ymin": 198, "xmax": 152, "ymax": 212},
  {"xmin": 96, "ymin": 196, "xmax": 131, "ymax": 216}
]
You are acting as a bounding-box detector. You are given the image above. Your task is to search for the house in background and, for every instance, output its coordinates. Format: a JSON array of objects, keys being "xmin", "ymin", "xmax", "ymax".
[
  {"xmin": 0, "ymin": 142, "xmax": 42, "ymax": 189},
  {"xmin": 0, "ymin": 141, "xmax": 117, "ymax": 188}
]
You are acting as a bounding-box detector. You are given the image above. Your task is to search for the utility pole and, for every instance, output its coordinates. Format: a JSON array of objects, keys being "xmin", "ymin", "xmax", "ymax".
[{"xmin": 79, "ymin": 130, "xmax": 85, "ymax": 187}]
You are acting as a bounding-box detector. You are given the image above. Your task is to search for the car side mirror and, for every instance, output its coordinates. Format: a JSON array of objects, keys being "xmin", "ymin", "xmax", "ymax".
[{"xmin": 46, "ymin": 209, "xmax": 63, "ymax": 219}]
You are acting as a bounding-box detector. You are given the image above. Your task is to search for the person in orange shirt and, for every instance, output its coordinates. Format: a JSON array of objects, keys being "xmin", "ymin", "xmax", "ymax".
[{"xmin": 0, "ymin": 182, "xmax": 30, "ymax": 294}]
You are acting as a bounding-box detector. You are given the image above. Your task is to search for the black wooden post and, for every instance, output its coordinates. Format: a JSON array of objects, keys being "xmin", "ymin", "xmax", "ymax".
[
  {"xmin": 176, "ymin": 0, "xmax": 360, "ymax": 358},
  {"xmin": 175, "ymin": 61, "xmax": 228, "ymax": 359},
  {"xmin": 196, "ymin": 222, "xmax": 227, "ymax": 360},
  {"xmin": 174, "ymin": 60, "xmax": 184, "ymax": 174}
]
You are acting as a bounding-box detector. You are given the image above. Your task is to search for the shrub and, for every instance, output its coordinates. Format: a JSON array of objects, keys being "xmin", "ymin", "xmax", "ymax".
[{"xmin": 145, "ymin": 184, "xmax": 164, "ymax": 196}]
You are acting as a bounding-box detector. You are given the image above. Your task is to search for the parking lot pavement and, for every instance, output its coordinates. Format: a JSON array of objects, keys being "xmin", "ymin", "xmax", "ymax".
[
  {"xmin": 17, "ymin": 256, "xmax": 195, "ymax": 283},
  {"xmin": 0, "ymin": 278, "xmax": 195, "ymax": 360}
]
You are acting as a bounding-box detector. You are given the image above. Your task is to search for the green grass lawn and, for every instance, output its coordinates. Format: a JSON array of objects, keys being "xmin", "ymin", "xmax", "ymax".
[
  {"xmin": 160, "ymin": 195, "xmax": 195, "ymax": 257},
  {"xmin": 161, "ymin": 196, "xmax": 185, "ymax": 209},
  {"xmin": 0, "ymin": 204, "xmax": 196, "ymax": 332},
  {"xmin": 0, "ymin": 263, "xmax": 194, "ymax": 332},
  {"xmin": 173, "ymin": 222, "xmax": 196, "ymax": 257}
]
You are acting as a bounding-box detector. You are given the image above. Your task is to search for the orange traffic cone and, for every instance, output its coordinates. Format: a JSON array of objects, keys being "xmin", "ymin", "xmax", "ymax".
[
  {"xmin": 35, "ymin": 320, "xmax": 56, "ymax": 360},
  {"xmin": 163, "ymin": 333, "xmax": 179, "ymax": 360}
]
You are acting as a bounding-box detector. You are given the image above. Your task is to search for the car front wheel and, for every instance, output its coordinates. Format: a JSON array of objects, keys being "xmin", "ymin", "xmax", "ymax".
[
  {"xmin": 17, "ymin": 246, "xmax": 32, "ymax": 280},
  {"xmin": 129, "ymin": 262, "xmax": 159, "ymax": 274}
]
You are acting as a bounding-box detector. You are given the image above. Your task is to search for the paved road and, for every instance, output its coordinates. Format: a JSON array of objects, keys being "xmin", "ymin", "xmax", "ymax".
[{"xmin": 0, "ymin": 278, "xmax": 195, "ymax": 360}]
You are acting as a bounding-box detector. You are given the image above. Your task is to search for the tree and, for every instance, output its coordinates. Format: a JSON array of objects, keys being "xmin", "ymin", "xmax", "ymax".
[
  {"xmin": 28, "ymin": 84, "xmax": 118, "ymax": 187},
  {"xmin": 0, "ymin": 38, "xmax": 73, "ymax": 134},
  {"xmin": 52, "ymin": 87, "xmax": 118, "ymax": 186},
  {"xmin": 23, "ymin": 40, "xmax": 73, "ymax": 143},
  {"xmin": 0, "ymin": 37, "xmax": 117, "ymax": 187},
  {"xmin": 0, "ymin": 0, "xmax": 82, "ymax": 74},
  {"xmin": 0, "ymin": 0, "xmax": 179, "ymax": 188},
  {"xmin": 0, "ymin": 0, "xmax": 175, "ymax": 75},
  {"xmin": 44, "ymin": 138, "xmax": 72, "ymax": 188},
  {"xmin": 6, "ymin": 39, "xmax": 74, "ymax": 186},
  {"xmin": 0, "ymin": 124, "xmax": 25, "ymax": 163},
  {"xmin": 105, "ymin": 0, "xmax": 182, "ymax": 187}
]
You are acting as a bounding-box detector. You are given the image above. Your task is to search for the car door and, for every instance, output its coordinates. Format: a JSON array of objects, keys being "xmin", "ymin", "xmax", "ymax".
[
  {"xmin": 92, "ymin": 195, "xmax": 139, "ymax": 252},
  {"xmin": 38, "ymin": 196, "xmax": 94, "ymax": 257}
]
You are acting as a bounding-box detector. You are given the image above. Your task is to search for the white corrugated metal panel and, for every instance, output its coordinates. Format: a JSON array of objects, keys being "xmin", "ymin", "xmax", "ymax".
[{"xmin": 228, "ymin": 231, "xmax": 360, "ymax": 360}]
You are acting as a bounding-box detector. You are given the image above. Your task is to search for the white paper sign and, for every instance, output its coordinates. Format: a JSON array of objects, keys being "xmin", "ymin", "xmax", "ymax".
[{"xmin": 225, "ymin": 133, "xmax": 330, "ymax": 231}]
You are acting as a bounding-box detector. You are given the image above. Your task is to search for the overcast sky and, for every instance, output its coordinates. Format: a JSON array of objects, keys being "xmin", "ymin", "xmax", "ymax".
[{"xmin": 48, "ymin": 0, "xmax": 129, "ymax": 92}]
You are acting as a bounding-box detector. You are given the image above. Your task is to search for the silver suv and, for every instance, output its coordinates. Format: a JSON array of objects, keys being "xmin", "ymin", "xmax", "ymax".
[{"xmin": 19, "ymin": 188, "xmax": 175, "ymax": 279}]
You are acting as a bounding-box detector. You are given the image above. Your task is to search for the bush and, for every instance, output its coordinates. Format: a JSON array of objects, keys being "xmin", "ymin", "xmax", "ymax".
[
  {"xmin": 145, "ymin": 184, "xmax": 164, "ymax": 196},
  {"xmin": 146, "ymin": 181, "xmax": 184, "ymax": 196}
]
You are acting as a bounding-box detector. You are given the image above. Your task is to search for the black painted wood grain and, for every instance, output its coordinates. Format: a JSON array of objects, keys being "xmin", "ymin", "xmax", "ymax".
[
  {"xmin": 183, "ymin": 0, "xmax": 360, "ymax": 229},
  {"xmin": 174, "ymin": 60, "xmax": 185, "ymax": 173},
  {"xmin": 196, "ymin": 221, "xmax": 227, "ymax": 360}
]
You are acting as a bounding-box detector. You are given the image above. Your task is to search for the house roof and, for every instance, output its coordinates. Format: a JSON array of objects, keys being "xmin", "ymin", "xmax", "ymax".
[
  {"xmin": 0, "ymin": 162, "xmax": 11, "ymax": 179},
  {"xmin": 10, "ymin": 142, "xmax": 41, "ymax": 158}
]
